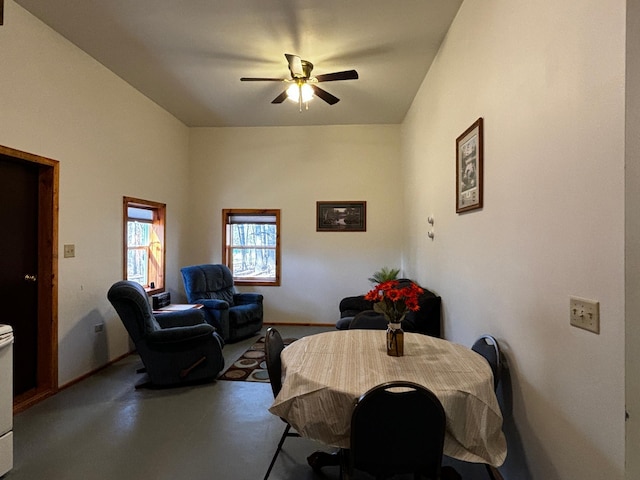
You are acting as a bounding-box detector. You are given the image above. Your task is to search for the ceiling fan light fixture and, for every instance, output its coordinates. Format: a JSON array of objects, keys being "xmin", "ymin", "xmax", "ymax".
[
  {"xmin": 242, "ymin": 53, "xmax": 357, "ymax": 107},
  {"xmin": 286, "ymin": 82, "xmax": 314, "ymax": 103}
]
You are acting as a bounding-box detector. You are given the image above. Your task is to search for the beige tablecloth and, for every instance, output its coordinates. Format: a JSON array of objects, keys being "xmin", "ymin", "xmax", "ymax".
[{"xmin": 269, "ymin": 330, "xmax": 507, "ymax": 467}]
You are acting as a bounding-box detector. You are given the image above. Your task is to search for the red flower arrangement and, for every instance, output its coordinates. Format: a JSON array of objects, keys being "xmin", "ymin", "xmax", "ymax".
[{"xmin": 364, "ymin": 280, "xmax": 424, "ymax": 324}]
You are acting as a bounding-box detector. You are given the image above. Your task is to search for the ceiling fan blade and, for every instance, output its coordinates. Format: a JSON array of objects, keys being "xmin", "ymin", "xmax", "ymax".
[
  {"xmin": 241, "ymin": 77, "xmax": 286, "ymax": 82},
  {"xmin": 285, "ymin": 53, "xmax": 305, "ymax": 78},
  {"xmin": 311, "ymin": 85, "xmax": 340, "ymax": 105},
  {"xmin": 315, "ymin": 70, "xmax": 359, "ymax": 82},
  {"xmin": 271, "ymin": 90, "xmax": 288, "ymax": 104}
]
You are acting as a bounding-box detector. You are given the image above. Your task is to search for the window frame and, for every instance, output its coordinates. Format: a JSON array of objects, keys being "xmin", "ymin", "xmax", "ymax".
[
  {"xmin": 222, "ymin": 208, "xmax": 281, "ymax": 286},
  {"xmin": 123, "ymin": 196, "xmax": 166, "ymax": 294}
]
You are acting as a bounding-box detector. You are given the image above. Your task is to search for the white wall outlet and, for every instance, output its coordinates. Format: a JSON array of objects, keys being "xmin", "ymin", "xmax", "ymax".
[
  {"xmin": 570, "ymin": 296, "xmax": 600, "ymax": 334},
  {"xmin": 64, "ymin": 244, "xmax": 75, "ymax": 258}
]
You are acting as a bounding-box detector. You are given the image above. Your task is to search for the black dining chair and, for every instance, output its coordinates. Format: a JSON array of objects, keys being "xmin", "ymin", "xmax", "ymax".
[
  {"xmin": 263, "ymin": 327, "xmax": 300, "ymax": 480},
  {"xmin": 471, "ymin": 334, "xmax": 503, "ymax": 391},
  {"xmin": 471, "ymin": 334, "xmax": 503, "ymax": 480},
  {"xmin": 342, "ymin": 381, "xmax": 460, "ymax": 480}
]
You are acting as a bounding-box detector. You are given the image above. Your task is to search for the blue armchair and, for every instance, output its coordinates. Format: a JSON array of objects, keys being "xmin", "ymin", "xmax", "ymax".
[
  {"xmin": 107, "ymin": 280, "xmax": 225, "ymax": 387},
  {"xmin": 180, "ymin": 264, "xmax": 264, "ymax": 342}
]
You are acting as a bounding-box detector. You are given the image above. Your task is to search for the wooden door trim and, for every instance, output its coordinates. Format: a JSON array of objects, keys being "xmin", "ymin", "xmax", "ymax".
[{"xmin": 0, "ymin": 145, "xmax": 59, "ymax": 413}]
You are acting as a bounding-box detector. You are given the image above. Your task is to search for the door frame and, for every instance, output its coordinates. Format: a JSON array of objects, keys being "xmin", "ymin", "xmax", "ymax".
[{"xmin": 0, "ymin": 145, "xmax": 59, "ymax": 413}]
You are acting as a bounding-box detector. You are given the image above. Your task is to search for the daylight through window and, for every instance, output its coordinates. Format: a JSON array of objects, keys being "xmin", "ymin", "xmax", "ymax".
[
  {"xmin": 223, "ymin": 209, "xmax": 280, "ymax": 286},
  {"xmin": 123, "ymin": 197, "xmax": 165, "ymax": 293}
]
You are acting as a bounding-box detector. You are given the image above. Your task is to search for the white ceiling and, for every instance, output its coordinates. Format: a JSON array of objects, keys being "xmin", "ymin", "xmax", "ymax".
[{"xmin": 14, "ymin": 0, "xmax": 462, "ymax": 127}]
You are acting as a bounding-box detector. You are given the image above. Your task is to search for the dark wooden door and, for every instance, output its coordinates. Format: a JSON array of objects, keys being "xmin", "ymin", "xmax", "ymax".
[{"xmin": 0, "ymin": 156, "xmax": 39, "ymax": 396}]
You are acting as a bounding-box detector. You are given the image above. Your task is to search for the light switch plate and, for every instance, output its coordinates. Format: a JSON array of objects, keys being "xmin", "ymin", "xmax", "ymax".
[{"xmin": 570, "ymin": 296, "xmax": 600, "ymax": 334}]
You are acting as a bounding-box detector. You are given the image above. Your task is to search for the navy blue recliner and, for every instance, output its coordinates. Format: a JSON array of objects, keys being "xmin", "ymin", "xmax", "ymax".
[
  {"xmin": 107, "ymin": 280, "xmax": 225, "ymax": 387},
  {"xmin": 180, "ymin": 264, "xmax": 264, "ymax": 343}
]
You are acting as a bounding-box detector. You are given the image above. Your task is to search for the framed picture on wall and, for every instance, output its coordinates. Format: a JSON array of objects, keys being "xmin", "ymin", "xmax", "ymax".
[
  {"xmin": 456, "ymin": 117, "xmax": 484, "ymax": 213},
  {"xmin": 316, "ymin": 201, "xmax": 366, "ymax": 232}
]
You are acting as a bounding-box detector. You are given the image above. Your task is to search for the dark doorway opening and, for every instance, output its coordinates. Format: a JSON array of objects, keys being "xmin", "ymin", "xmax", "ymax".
[{"xmin": 0, "ymin": 145, "xmax": 58, "ymax": 412}]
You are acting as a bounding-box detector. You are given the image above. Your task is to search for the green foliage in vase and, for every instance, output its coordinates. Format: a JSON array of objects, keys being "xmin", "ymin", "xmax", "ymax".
[{"xmin": 368, "ymin": 267, "xmax": 401, "ymax": 284}]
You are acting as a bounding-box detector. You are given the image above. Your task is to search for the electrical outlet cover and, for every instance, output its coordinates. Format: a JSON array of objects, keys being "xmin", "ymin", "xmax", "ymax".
[{"xmin": 64, "ymin": 244, "xmax": 75, "ymax": 258}]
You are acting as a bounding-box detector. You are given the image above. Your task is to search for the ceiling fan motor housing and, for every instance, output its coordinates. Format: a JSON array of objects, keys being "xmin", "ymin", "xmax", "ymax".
[{"xmin": 289, "ymin": 58, "xmax": 314, "ymax": 79}]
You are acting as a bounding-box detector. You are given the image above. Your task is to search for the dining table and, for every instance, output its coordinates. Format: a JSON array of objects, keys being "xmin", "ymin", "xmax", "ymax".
[{"xmin": 268, "ymin": 329, "xmax": 507, "ymax": 468}]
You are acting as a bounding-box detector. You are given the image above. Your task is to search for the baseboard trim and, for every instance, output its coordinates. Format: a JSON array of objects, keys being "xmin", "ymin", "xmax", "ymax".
[
  {"xmin": 14, "ymin": 388, "xmax": 56, "ymax": 414},
  {"xmin": 58, "ymin": 350, "xmax": 135, "ymax": 392},
  {"xmin": 14, "ymin": 350, "xmax": 136, "ymax": 414}
]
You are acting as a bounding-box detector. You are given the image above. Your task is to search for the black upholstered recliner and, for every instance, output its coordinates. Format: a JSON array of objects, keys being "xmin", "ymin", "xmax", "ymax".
[
  {"xmin": 336, "ymin": 279, "xmax": 442, "ymax": 338},
  {"xmin": 107, "ymin": 280, "xmax": 225, "ymax": 387},
  {"xmin": 180, "ymin": 264, "xmax": 264, "ymax": 343}
]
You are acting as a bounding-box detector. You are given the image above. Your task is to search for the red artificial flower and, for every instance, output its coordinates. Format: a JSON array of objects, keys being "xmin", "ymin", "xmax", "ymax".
[
  {"xmin": 386, "ymin": 289, "xmax": 402, "ymax": 301},
  {"xmin": 365, "ymin": 280, "xmax": 424, "ymax": 323}
]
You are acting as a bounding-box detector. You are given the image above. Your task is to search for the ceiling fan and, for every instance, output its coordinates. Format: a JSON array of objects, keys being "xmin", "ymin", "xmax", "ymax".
[{"xmin": 240, "ymin": 54, "xmax": 358, "ymax": 108}]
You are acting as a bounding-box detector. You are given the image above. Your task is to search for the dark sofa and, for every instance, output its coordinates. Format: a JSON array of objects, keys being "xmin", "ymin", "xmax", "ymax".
[{"xmin": 336, "ymin": 279, "xmax": 442, "ymax": 338}]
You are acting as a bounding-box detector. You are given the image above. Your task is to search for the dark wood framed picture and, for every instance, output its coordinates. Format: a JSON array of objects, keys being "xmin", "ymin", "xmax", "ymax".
[
  {"xmin": 456, "ymin": 117, "xmax": 483, "ymax": 213},
  {"xmin": 316, "ymin": 201, "xmax": 366, "ymax": 232}
]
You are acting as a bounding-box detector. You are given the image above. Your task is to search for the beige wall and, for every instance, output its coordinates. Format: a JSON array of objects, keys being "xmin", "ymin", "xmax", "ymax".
[
  {"xmin": 627, "ymin": 0, "xmax": 640, "ymax": 478},
  {"xmin": 0, "ymin": 1, "xmax": 635, "ymax": 479},
  {"xmin": 0, "ymin": 2, "xmax": 191, "ymax": 384},
  {"xmin": 0, "ymin": 2, "xmax": 404, "ymax": 380},
  {"xmin": 186, "ymin": 125, "xmax": 403, "ymax": 325},
  {"xmin": 402, "ymin": 0, "xmax": 626, "ymax": 479}
]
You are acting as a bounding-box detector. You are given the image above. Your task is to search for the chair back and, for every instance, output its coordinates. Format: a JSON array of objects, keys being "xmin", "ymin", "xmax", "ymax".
[
  {"xmin": 349, "ymin": 381, "xmax": 446, "ymax": 478},
  {"xmin": 107, "ymin": 280, "xmax": 161, "ymax": 343},
  {"xmin": 264, "ymin": 327, "xmax": 285, "ymax": 398},
  {"xmin": 471, "ymin": 334, "xmax": 502, "ymax": 390},
  {"xmin": 349, "ymin": 310, "xmax": 388, "ymax": 330},
  {"xmin": 180, "ymin": 264, "xmax": 235, "ymax": 304}
]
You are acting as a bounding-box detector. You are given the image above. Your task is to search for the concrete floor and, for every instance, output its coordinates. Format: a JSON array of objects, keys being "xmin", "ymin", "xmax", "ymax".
[{"xmin": 6, "ymin": 325, "xmax": 493, "ymax": 480}]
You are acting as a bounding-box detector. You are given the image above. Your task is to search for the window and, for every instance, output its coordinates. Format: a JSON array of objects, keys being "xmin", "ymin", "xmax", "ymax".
[
  {"xmin": 222, "ymin": 209, "xmax": 280, "ymax": 286},
  {"xmin": 123, "ymin": 197, "xmax": 165, "ymax": 293}
]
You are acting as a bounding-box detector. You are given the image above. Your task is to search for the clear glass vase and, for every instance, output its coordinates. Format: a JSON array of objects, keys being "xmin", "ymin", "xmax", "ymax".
[{"xmin": 386, "ymin": 322, "xmax": 404, "ymax": 357}]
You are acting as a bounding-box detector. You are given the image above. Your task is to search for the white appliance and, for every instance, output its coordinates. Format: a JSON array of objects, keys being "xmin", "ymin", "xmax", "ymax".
[{"xmin": 0, "ymin": 325, "xmax": 13, "ymax": 477}]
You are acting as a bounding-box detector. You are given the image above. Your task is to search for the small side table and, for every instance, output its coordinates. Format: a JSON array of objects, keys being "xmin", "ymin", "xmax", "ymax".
[{"xmin": 152, "ymin": 304, "xmax": 203, "ymax": 315}]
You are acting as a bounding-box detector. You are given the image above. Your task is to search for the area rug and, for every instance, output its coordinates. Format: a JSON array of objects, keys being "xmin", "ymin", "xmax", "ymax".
[{"xmin": 219, "ymin": 336, "xmax": 297, "ymax": 383}]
